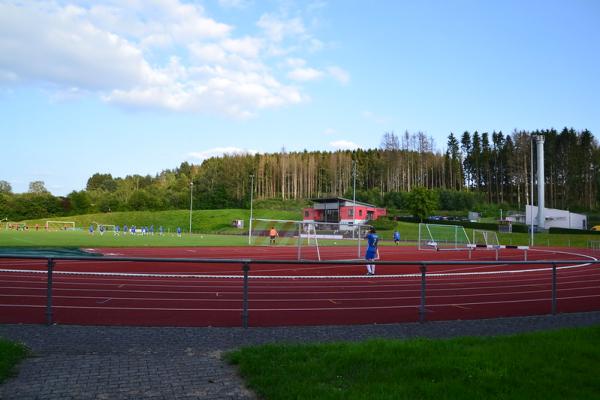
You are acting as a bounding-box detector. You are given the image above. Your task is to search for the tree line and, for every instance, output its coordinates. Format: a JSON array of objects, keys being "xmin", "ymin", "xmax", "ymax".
[{"xmin": 1, "ymin": 127, "xmax": 598, "ymax": 221}]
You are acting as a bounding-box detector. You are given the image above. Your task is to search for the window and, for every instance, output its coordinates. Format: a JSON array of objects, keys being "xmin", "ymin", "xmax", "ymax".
[
  {"xmin": 348, "ymin": 209, "xmax": 354, "ymax": 217},
  {"xmin": 304, "ymin": 211, "xmax": 309, "ymax": 217},
  {"xmin": 359, "ymin": 210, "xmax": 363, "ymax": 217}
]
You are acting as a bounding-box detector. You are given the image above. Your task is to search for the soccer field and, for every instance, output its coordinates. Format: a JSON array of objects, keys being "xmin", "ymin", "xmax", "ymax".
[{"xmin": 0, "ymin": 229, "xmax": 249, "ymax": 247}]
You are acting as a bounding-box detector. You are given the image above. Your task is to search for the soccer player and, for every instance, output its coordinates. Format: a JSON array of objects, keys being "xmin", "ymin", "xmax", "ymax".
[
  {"xmin": 269, "ymin": 226, "xmax": 279, "ymax": 245},
  {"xmin": 114, "ymin": 225, "xmax": 120, "ymax": 236},
  {"xmin": 89, "ymin": 224, "xmax": 94, "ymax": 235},
  {"xmin": 393, "ymin": 230, "xmax": 400, "ymax": 245},
  {"xmin": 123, "ymin": 224, "xmax": 128, "ymax": 236},
  {"xmin": 365, "ymin": 227, "xmax": 379, "ymax": 275},
  {"xmin": 176, "ymin": 227, "xmax": 182, "ymax": 237},
  {"xmin": 99, "ymin": 225, "xmax": 105, "ymax": 236},
  {"xmin": 159, "ymin": 226, "xmax": 164, "ymax": 236}
]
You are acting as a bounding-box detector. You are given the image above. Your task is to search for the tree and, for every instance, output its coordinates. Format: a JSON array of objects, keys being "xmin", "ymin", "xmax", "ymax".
[
  {"xmin": 0, "ymin": 180, "xmax": 12, "ymax": 194},
  {"xmin": 381, "ymin": 131, "xmax": 400, "ymax": 150},
  {"xmin": 87, "ymin": 173, "xmax": 117, "ymax": 192},
  {"xmin": 28, "ymin": 181, "xmax": 48, "ymax": 194},
  {"xmin": 406, "ymin": 187, "xmax": 438, "ymax": 221},
  {"xmin": 67, "ymin": 190, "xmax": 92, "ymax": 214}
]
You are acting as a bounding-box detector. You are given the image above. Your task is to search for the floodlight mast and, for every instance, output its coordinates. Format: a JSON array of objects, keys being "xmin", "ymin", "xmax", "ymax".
[
  {"xmin": 189, "ymin": 181, "xmax": 193, "ymax": 234},
  {"xmin": 248, "ymin": 174, "xmax": 254, "ymax": 245},
  {"xmin": 530, "ymin": 136, "xmax": 534, "ymax": 246}
]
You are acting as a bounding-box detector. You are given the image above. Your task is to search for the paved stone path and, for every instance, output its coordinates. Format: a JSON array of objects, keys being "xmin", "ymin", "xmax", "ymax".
[{"xmin": 2, "ymin": 311, "xmax": 600, "ymax": 399}]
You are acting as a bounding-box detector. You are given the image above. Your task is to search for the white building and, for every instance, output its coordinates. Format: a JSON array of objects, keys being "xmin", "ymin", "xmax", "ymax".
[{"xmin": 524, "ymin": 205, "xmax": 587, "ymax": 230}]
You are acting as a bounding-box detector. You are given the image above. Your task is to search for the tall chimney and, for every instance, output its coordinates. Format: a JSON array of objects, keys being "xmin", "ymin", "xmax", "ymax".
[{"xmin": 536, "ymin": 135, "xmax": 545, "ymax": 229}]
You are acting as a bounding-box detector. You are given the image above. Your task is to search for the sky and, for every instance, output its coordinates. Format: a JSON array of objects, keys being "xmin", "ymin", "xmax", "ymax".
[{"xmin": 1, "ymin": 0, "xmax": 599, "ymax": 196}]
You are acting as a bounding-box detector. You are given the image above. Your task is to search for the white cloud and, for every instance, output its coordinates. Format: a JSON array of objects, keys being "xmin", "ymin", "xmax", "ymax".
[
  {"xmin": 218, "ymin": 0, "xmax": 252, "ymax": 9},
  {"xmin": 257, "ymin": 14, "xmax": 306, "ymax": 43},
  {"xmin": 327, "ymin": 66, "xmax": 350, "ymax": 85},
  {"xmin": 0, "ymin": 1, "xmax": 345, "ymax": 117},
  {"xmin": 288, "ymin": 67, "xmax": 324, "ymax": 82},
  {"xmin": 188, "ymin": 147, "xmax": 258, "ymax": 161},
  {"xmin": 330, "ymin": 140, "xmax": 359, "ymax": 150}
]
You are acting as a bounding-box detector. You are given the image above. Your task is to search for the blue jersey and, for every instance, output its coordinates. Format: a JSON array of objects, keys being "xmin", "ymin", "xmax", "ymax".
[
  {"xmin": 367, "ymin": 233, "xmax": 379, "ymax": 249},
  {"xmin": 365, "ymin": 233, "xmax": 379, "ymax": 260},
  {"xmin": 393, "ymin": 231, "xmax": 400, "ymax": 241}
]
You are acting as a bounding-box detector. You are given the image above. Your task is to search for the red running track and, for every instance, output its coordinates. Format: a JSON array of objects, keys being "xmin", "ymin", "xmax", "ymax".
[{"xmin": 0, "ymin": 246, "xmax": 599, "ymax": 327}]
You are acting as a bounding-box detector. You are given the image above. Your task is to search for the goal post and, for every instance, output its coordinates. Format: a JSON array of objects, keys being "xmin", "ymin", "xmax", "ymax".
[
  {"xmin": 45, "ymin": 221, "xmax": 76, "ymax": 231},
  {"xmin": 418, "ymin": 223, "xmax": 471, "ymax": 250},
  {"xmin": 472, "ymin": 229, "xmax": 500, "ymax": 247},
  {"xmin": 250, "ymin": 218, "xmax": 371, "ymax": 261}
]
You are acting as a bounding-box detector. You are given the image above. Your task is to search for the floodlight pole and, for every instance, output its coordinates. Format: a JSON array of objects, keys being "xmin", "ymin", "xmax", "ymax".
[
  {"xmin": 189, "ymin": 181, "xmax": 193, "ymax": 235},
  {"xmin": 248, "ymin": 174, "xmax": 254, "ymax": 245},
  {"xmin": 530, "ymin": 136, "xmax": 534, "ymax": 246},
  {"xmin": 352, "ymin": 159, "xmax": 357, "ymax": 234}
]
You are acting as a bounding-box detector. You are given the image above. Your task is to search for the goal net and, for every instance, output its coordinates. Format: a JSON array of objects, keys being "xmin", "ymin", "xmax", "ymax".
[
  {"xmin": 418, "ymin": 223, "xmax": 471, "ymax": 250},
  {"xmin": 250, "ymin": 218, "xmax": 371, "ymax": 261},
  {"xmin": 472, "ymin": 229, "xmax": 500, "ymax": 248},
  {"xmin": 45, "ymin": 221, "xmax": 76, "ymax": 231}
]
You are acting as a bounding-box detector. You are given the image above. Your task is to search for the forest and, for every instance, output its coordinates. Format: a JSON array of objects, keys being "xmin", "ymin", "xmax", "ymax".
[{"xmin": 1, "ymin": 127, "xmax": 598, "ymax": 221}]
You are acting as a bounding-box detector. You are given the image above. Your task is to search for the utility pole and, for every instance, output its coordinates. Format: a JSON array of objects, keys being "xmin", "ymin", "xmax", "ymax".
[
  {"xmin": 189, "ymin": 181, "xmax": 193, "ymax": 234},
  {"xmin": 248, "ymin": 174, "xmax": 254, "ymax": 245}
]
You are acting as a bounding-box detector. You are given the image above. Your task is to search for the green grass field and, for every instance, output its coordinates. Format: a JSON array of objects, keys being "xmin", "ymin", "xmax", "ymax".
[
  {"xmin": 2, "ymin": 210, "xmax": 599, "ymax": 249},
  {"xmin": 227, "ymin": 326, "xmax": 600, "ymax": 400}
]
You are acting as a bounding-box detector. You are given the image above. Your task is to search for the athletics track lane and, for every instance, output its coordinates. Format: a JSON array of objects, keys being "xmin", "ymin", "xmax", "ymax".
[{"xmin": 0, "ymin": 246, "xmax": 599, "ymax": 326}]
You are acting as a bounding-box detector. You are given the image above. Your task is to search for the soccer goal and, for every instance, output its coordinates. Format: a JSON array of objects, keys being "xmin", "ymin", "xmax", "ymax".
[
  {"xmin": 45, "ymin": 221, "xmax": 76, "ymax": 231},
  {"xmin": 94, "ymin": 223, "xmax": 116, "ymax": 233},
  {"xmin": 472, "ymin": 229, "xmax": 500, "ymax": 248},
  {"xmin": 250, "ymin": 218, "xmax": 371, "ymax": 261},
  {"xmin": 418, "ymin": 223, "xmax": 471, "ymax": 250}
]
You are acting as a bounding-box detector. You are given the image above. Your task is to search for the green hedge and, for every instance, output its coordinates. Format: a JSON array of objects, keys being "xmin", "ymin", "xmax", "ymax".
[{"xmin": 549, "ymin": 227, "xmax": 600, "ymax": 235}]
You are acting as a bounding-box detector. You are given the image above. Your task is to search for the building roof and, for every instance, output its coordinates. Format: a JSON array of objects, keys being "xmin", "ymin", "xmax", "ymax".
[{"xmin": 309, "ymin": 197, "xmax": 378, "ymax": 208}]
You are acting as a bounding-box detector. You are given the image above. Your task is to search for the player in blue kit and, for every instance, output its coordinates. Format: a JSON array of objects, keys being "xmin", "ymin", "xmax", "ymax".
[
  {"xmin": 393, "ymin": 230, "xmax": 400, "ymax": 245},
  {"xmin": 365, "ymin": 227, "xmax": 379, "ymax": 275}
]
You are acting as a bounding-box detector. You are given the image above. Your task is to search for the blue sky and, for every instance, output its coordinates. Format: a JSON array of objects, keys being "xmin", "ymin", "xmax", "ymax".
[{"xmin": 1, "ymin": 0, "xmax": 599, "ymax": 196}]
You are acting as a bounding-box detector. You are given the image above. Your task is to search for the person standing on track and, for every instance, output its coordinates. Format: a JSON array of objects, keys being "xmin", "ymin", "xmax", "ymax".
[
  {"xmin": 393, "ymin": 230, "xmax": 400, "ymax": 245},
  {"xmin": 269, "ymin": 226, "xmax": 279, "ymax": 245},
  {"xmin": 365, "ymin": 227, "xmax": 379, "ymax": 275}
]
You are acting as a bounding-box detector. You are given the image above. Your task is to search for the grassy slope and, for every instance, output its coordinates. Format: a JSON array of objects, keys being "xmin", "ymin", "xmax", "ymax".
[
  {"xmin": 227, "ymin": 326, "xmax": 600, "ymax": 400},
  {"xmin": 17, "ymin": 209, "xmax": 300, "ymax": 234}
]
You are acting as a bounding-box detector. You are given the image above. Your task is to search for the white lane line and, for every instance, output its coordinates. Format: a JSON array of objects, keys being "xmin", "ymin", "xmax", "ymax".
[{"xmin": 1, "ymin": 293, "xmax": 599, "ymax": 312}]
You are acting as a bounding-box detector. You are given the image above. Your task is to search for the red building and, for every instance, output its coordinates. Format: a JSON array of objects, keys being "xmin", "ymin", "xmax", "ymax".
[{"xmin": 303, "ymin": 197, "xmax": 387, "ymax": 224}]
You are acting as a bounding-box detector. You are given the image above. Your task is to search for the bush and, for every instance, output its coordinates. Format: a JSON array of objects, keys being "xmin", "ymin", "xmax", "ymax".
[
  {"xmin": 371, "ymin": 217, "xmax": 396, "ymax": 230},
  {"xmin": 549, "ymin": 227, "xmax": 600, "ymax": 235}
]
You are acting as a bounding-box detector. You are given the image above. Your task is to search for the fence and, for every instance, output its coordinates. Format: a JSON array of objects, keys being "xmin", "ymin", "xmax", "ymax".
[{"xmin": 0, "ymin": 254, "xmax": 598, "ymax": 328}]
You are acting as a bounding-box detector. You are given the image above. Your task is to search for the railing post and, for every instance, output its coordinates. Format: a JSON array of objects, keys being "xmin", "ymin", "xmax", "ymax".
[
  {"xmin": 46, "ymin": 258, "xmax": 55, "ymax": 326},
  {"xmin": 242, "ymin": 262, "xmax": 250, "ymax": 329},
  {"xmin": 552, "ymin": 262, "xmax": 557, "ymax": 315},
  {"xmin": 419, "ymin": 263, "xmax": 427, "ymax": 323}
]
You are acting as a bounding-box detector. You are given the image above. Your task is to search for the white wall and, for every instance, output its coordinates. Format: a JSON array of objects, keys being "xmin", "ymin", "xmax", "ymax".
[{"xmin": 525, "ymin": 205, "xmax": 587, "ymax": 230}]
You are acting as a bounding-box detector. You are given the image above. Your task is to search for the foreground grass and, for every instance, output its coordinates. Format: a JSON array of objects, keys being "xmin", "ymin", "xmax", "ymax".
[
  {"xmin": 227, "ymin": 326, "xmax": 600, "ymax": 400},
  {"xmin": 0, "ymin": 339, "xmax": 28, "ymax": 384}
]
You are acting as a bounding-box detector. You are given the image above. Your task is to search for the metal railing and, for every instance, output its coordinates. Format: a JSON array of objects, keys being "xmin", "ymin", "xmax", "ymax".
[{"xmin": 0, "ymin": 254, "xmax": 598, "ymax": 328}]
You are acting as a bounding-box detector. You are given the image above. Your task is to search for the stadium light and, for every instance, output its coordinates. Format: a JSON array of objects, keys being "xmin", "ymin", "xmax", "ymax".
[
  {"xmin": 248, "ymin": 174, "xmax": 254, "ymax": 245},
  {"xmin": 530, "ymin": 136, "xmax": 534, "ymax": 246},
  {"xmin": 189, "ymin": 181, "xmax": 193, "ymax": 235}
]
